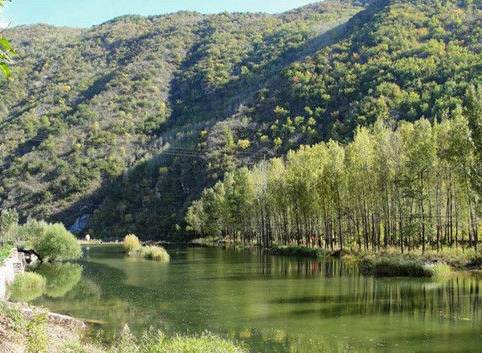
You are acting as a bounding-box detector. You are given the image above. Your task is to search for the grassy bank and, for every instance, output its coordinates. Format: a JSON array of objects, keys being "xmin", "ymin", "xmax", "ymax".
[
  {"xmin": 359, "ymin": 257, "xmax": 432, "ymax": 277},
  {"xmin": 0, "ymin": 303, "xmax": 245, "ymax": 353},
  {"xmin": 351, "ymin": 247, "xmax": 481, "ymax": 278},
  {"xmin": 191, "ymin": 237, "xmax": 482, "ymax": 273},
  {"xmin": 359, "ymin": 257, "xmax": 459, "ymax": 280},
  {"xmin": 268, "ymin": 245, "xmax": 482, "ymax": 270}
]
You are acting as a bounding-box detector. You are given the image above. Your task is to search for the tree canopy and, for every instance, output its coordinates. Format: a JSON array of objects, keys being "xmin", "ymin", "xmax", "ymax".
[{"xmin": 187, "ymin": 114, "xmax": 479, "ymax": 252}]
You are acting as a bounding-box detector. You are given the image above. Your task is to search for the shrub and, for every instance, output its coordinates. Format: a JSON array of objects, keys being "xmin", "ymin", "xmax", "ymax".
[
  {"xmin": 237, "ymin": 139, "xmax": 251, "ymax": 150},
  {"xmin": 330, "ymin": 249, "xmax": 351, "ymax": 258},
  {"xmin": 32, "ymin": 223, "xmax": 82, "ymax": 262},
  {"xmin": 423, "ymin": 247, "xmax": 477, "ymax": 268},
  {"xmin": 144, "ymin": 246, "xmax": 170, "ymax": 262},
  {"xmin": 0, "ymin": 301, "xmax": 26, "ymax": 331},
  {"xmin": 123, "ymin": 234, "xmax": 141, "ymax": 253},
  {"xmin": 359, "ymin": 257, "xmax": 375, "ymax": 275},
  {"xmin": 426, "ymin": 263, "xmax": 454, "ymax": 281},
  {"xmin": 9, "ymin": 272, "xmax": 46, "ymax": 302},
  {"xmin": 360, "ymin": 257, "xmax": 432, "ymax": 277},
  {"xmin": 467, "ymin": 256, "xmax": 482, "ymax": 268},
  {"xmin": 0, "ymin": 208, "xmax": 19, "ymax": 243},
  {"xmin": 340, "ymin": 253, "xmax": 359, "ymax": 266},
  {"xmin": 129, "ymin": 245, "xmax": 170, "ymax": 263},
  {"xmin": 17, "ymin": 220, "xmax": 48, "ymax": 248},
  {"xmin": 0, "ymin": 245, "xmax": 11, "ymax": 264}
]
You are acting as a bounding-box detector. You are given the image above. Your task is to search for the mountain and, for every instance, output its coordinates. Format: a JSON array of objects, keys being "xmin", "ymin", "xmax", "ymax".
[{"xmin": 0, "ymin": 0, "xmax": 480, "ymax": 240}]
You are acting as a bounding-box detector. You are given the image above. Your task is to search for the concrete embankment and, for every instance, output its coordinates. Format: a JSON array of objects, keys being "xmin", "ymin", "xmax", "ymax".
[{"xmin": 0, "ymin": 249, "xmax": 24, "ymax": 300}]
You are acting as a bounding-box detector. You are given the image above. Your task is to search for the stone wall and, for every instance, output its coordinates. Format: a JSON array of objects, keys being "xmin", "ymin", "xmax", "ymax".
[{"xmin": 0, "ymin": 249, "xmax": 24, "ymax": 300}]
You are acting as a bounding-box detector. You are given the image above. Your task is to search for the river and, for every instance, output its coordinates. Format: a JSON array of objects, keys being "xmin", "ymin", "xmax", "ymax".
[{"xmin": 33, "ymin": 245, "xmax": 481, "ymax": 353}]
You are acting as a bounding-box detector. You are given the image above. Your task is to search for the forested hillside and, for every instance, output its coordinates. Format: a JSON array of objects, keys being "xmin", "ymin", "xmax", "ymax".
[{"xmin": 0, "ymin": 0, "xmax": 480, "ymax": 240}]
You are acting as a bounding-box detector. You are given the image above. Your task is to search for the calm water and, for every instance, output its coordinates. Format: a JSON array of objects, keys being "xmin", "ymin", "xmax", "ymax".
[{"xmin": 34, "ymin": 245, "xmax": 482, "ymax": 353}]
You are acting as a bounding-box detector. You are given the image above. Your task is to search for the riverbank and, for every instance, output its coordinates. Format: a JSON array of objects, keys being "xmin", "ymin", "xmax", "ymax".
[
  {"xmin": 267, "ymin": 245, "xmax": 325, "ymax": 258},
  {"xmin": 0, "ymin": 302, "xmax": 97, "ymax": 353},
  {"xmin": 0, "ymin": 301, "xmax": 246, "ymax": 353},
  {"xmin": 278, "ymin": 245, "xmax": 482, "ymax": 277},
  {"xmin": 357, "ymin": 251, "xmax": 481, "ymax": 280},
  {"xmin": 191, "ymin": 238, "xmax": 482, "ymax": 277},
  {"xmin": 92, "ymin": 238, "xmax": 482, "ymax": 278}
]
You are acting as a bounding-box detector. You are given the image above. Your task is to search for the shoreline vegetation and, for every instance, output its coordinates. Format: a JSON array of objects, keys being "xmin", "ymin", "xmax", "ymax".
[
  {"xmin": 122, "ymin": 234, "xmax": 170, "ymax": 263},
  {"xmin": 0, "ymin": 210, "xmax": 82, "ymax": 264},
  {"xmin": 0, "ymin": 244, "xmax": 11, "ymax": 264},
  {"xmin": 87, "ymin": 238, "xmax": 481, "ymax": 278},
  {"xmin": 0, "ymin": 302, "xmax": 246, "ymax": 353},
  {"xmin": 191, "ymin": 237, "xmax": 482, "ymax": 278}
]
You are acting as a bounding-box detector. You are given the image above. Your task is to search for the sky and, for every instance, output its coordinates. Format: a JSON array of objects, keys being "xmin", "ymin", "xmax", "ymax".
[{"xmin": 0, "ymin": 0, "xmax": 318, "ymax": 28}]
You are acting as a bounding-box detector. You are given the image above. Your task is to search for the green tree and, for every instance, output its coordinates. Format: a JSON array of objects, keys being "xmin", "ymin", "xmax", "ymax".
[
  {"xmin": 32, "ymin": 223, "xmax": 82, "ymax": 262},
  {"xmin": 466, "ymin": 85, "xmax": 482, "ymax": 196},
  {"xmin": 186, "ymin": 200, "xmax": 205, "ymax": 234},
  {"xmin": 189, "ymin": 117, "xmax": 479, "ymax": 252},
  {"xmin": 0, "ymin": 208, "xmax": 18, "ymax": 243},
  {"xmin": 0, "ymin": 0, "xmax": 14, "ymax": 77}
]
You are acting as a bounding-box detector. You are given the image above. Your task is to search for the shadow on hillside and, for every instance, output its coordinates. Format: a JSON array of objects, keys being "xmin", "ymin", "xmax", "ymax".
[
  {"xmin": 55, "ymin": 141, "xmax": 209, "ymax": 240},
  {"xmin": 54, "ymin": 0, "xmax": 389, "ymax": 240},
  {"xmin": 75, "ymin": 72, "xmax": 115, "ymax": 105}
]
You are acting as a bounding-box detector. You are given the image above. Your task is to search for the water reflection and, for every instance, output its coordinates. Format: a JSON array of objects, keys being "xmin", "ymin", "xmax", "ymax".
[
  {"xmin": 36, "ymin": 263, "xmax": 83, "ymax": 298},
  {"xmin": 265, "ymin": 276, "xmax": 481, "ymax": 321},
  {"xmin": 10, "ymin": 262, "xmax": 83, "ymax": 302},
  {"xmin": 227, "ymin": 326, "xmax": 482, "ymax": 353},
  {"xmin": 256, "ymin": 253, "xmax": 358, "ymax": 278},
  {"xmin": 33, "ymin": 246, "xmax": 482, "ymax": 353}
]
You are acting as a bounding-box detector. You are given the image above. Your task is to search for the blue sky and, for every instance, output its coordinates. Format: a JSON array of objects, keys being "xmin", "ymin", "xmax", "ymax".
[{"xmin": 0, "ymin": 0, "xmax": 318, "ymax": 28}]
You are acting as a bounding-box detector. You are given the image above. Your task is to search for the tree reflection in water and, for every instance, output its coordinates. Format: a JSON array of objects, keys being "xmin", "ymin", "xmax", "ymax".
[{"xmin": 33, "ymin": 246, "xmax": 482, "ymax": 353}]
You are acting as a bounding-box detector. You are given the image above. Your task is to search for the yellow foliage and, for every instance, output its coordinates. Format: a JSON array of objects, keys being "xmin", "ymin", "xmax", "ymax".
[
  {"xmin": 237, "ymin": 139, "xmax": 251, "ymax": 150},
  {"xmin": 123, "ymin": 234, "xmax": 141, "ymax": 252},
  {"xmin": 59, "ymin": 84, "xmax": 71, "ymax": 93}
]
